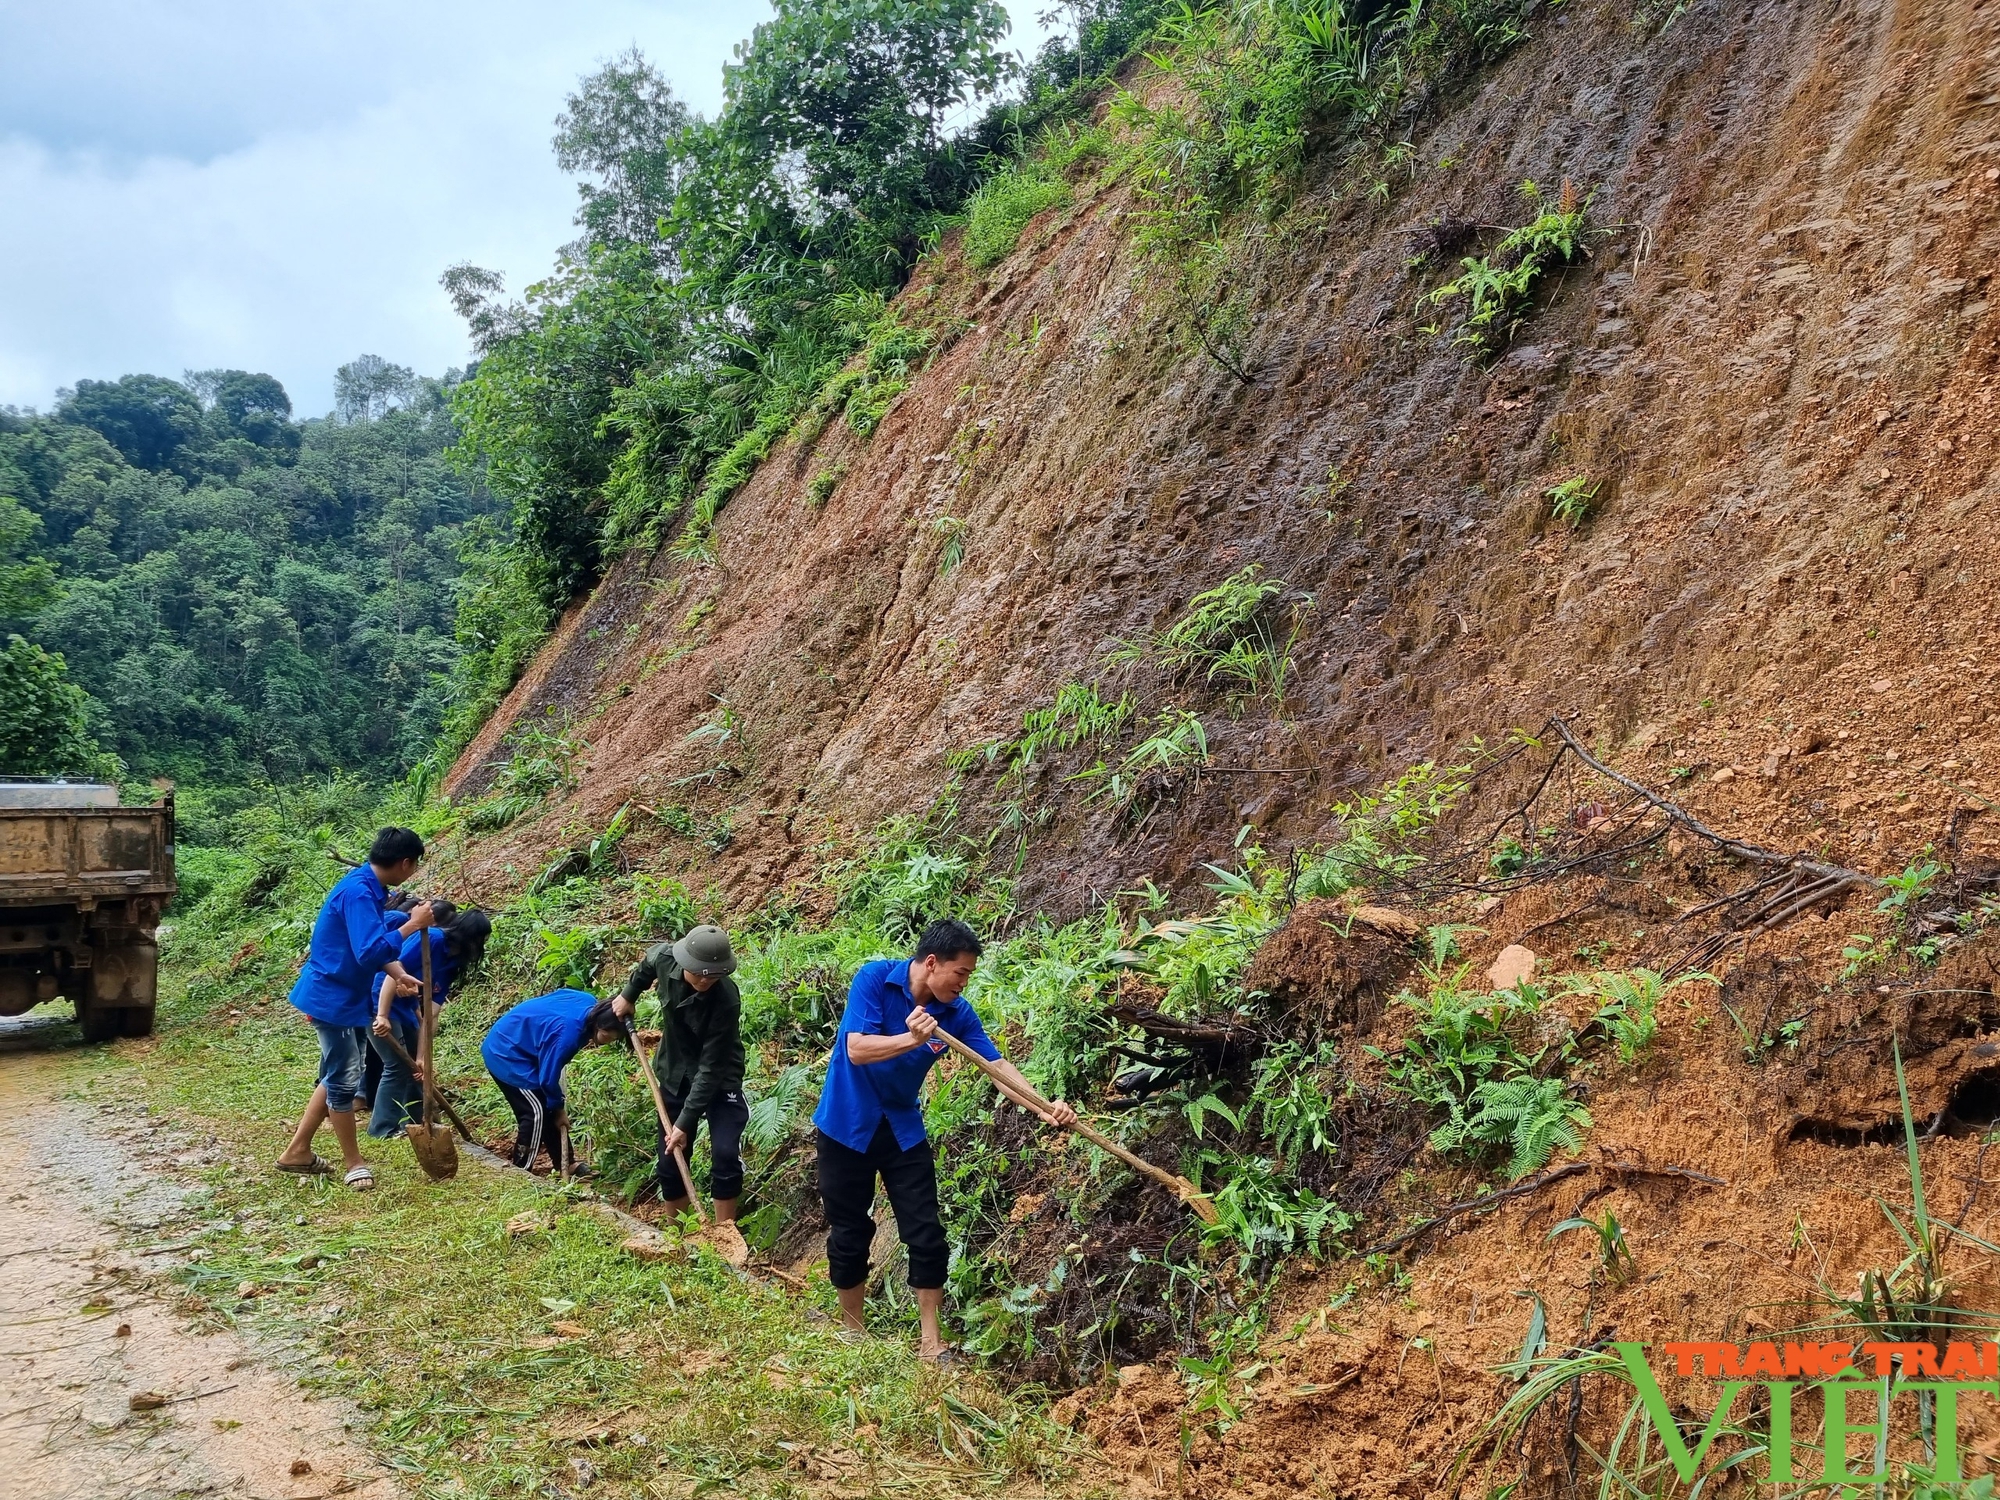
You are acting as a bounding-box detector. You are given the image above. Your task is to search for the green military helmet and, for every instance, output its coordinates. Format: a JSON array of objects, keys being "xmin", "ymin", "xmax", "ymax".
[{"xmin": 672, "ymin": 923, "xmax": 737, "ymax": 976}]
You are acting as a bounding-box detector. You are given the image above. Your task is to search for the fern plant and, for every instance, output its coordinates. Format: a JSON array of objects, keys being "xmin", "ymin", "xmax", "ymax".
[
  {"xmin": 1453, "ymin": 1075, "xmax": 1591, "ymax": 1179},
  {"xmin": 1427, "ymin": 179, "xmax": 1596, "ymax": 355}
]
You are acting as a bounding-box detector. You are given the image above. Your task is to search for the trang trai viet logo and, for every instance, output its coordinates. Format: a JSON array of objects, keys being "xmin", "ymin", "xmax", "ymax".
[{"xmin": 1617, "ymin": 1339, "xmax": 2000, "ymax": 1485}]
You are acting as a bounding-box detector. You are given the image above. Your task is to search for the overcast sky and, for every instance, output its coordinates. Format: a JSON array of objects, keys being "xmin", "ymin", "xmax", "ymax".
[{"xmin": 0, "ymin": 0, "xmax": 1056, "ymax": 419}]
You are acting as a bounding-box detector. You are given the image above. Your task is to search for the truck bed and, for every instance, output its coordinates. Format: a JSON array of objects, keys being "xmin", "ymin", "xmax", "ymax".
[{"xmin": 0, "ymin": 801, "xmax": 176, "ymax": 904}]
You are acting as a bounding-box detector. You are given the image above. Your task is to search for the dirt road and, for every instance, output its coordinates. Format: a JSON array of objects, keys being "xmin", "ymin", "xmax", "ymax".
[{"xmin": 0, "ymin": 1012, "xmax": 399, "ymax": 1500}]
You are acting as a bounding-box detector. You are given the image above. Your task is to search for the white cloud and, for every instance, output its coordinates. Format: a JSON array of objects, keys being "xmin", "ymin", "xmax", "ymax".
[{"xmin": 0, "ymin": 0, "xmax": 1062, "ymax": 417}]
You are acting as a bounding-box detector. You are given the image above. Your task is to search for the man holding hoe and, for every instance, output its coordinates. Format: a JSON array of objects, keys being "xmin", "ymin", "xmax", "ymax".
[
  {"xmin": 277, "ymin": 827, "xmax": 433, "ymax": 1190},
  {"xmin": 814, "ymin": 918, "xmax": 1075, "ymax": 1361},
  {"xmin": 620, "ymin": 924, "xmax": 747, "ymax": 1223}
]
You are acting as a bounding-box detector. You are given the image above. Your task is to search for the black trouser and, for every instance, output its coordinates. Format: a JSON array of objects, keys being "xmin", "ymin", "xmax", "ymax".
[
  {"xmin": 493, "ymin": 1076, "xmax": 565, "ymax": 1169},
  {"xmin": 817, "ymin": 1121, "xmax": 947, "ymax": 1291},
  {"xmin": 655, "ymin": 1088, "xmax": 749, "ymax": 1201}
]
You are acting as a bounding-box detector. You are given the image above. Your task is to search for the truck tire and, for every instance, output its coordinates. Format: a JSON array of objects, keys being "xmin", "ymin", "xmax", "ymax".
[
  {"xmin": 77, "ymin": 999, "xmax": 122, "ymax": 1044},
  {"xmin": 74, "ymin": 936, "xmax": 159, "ymax": 1044}
]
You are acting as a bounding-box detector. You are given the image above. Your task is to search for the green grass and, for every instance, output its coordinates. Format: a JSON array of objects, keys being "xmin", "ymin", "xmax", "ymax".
[
  {"xmin": 963, "ymin": 168, "xmax": 1072, "ymax": 269},
  {"xmin": 118, "ymin": 981, "xmax": 1086, "ymax": 1498}
]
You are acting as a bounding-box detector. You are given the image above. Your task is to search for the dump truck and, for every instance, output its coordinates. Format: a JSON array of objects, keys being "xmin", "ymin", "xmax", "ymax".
[{"xmin": 0, "ymin": 779, "xmax": 175, "ymax": 1041}]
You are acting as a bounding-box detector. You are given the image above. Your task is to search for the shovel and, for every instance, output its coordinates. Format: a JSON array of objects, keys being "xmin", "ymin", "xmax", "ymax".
[
  {"xmin": 404, "ymin": 936, "xmax": 459, "ymax": 1181},
  {"xmin": 624, "ymin": 1022, "xmax": 749, "ymax": 1268},
  {"xmin": 931, "ymin": 1028, "xmax": 1219, "ymax": 1225}
]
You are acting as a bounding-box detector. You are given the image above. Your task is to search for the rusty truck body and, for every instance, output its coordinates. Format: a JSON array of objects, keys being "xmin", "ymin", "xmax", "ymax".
[{"xmin": 0, "ymin": 780, "xmax": 175, "ymax": 1040}]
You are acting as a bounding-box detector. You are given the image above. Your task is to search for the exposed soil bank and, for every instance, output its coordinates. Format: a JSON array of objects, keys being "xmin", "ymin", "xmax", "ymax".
[{"xmin": 451, "ymin": 0, "xmax": 2000, "ymax": 927}]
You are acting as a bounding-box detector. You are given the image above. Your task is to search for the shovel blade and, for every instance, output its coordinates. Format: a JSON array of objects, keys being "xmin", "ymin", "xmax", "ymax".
[{"xmin": 406, "ymin": 1122, "xmax": 459, "ymax": 1181}]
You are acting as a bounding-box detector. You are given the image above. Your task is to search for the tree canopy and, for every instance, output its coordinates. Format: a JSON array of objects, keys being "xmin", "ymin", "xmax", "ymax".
[{"xmin": 2, "ymin": 365, "xmax": 521, "ymax": 784}]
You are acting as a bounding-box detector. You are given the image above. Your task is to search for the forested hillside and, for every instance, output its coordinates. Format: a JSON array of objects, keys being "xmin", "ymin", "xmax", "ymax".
[{"xmin": 0, "ymin": 358, "xmax": 521, "ymax": 786}]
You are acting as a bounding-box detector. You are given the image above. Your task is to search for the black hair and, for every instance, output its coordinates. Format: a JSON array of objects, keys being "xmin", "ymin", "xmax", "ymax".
[
  {"xmin": 585, "ymin": 998, "xmax": 625, "ymax": 1040},
  {"xmin": 914, "ymin": 918, "xmax": 983, "ymax": 965},
  {"xmin": 444, "ymin": 908, "xmax": 491, "ymax": 974},
  {"xmin": 368, "ymin": 826, "xmax": 425, "ymax": 867}
]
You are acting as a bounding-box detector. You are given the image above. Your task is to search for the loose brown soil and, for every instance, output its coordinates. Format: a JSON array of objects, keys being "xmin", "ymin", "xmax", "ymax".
[{"xmin": 0, "ymin": 1016, "xmax": 400, "ymax": 1500}]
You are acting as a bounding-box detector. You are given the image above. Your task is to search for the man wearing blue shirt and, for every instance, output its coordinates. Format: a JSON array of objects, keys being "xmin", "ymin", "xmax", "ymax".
[
  {"xmin": 814, "ymin": 918, "xmax": 1074, "ymax": 1361},
  {"xmin": 481, "ymin": 988, "xmax": 627, "ymax": 1172},
  {"xmin": 276, "ymin": 828, "xmax": 434, "ymax": 1190}
]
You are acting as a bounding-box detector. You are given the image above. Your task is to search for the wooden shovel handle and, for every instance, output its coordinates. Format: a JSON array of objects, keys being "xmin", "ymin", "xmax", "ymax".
[
  {"xmin": 419, "ymin": 937, "xmax": 437, "ymax": 1132},
  {"xmin": 929, "ymin": 1027, "xmax": 1214, "ymax": 1214},
  {"xmin": 626, "ymin": 1024, "xmax": 707, "ymax": 1228}
]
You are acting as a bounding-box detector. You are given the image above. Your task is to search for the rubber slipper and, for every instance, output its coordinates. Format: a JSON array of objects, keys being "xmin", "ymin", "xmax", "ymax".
[
  {"xmin": 344, "ymin": 1165, "xmax": 376, "ymax": 1191},
  {"xmin": 275, "ymin": 1155, "xmax": 330, "ymax": 1177}
]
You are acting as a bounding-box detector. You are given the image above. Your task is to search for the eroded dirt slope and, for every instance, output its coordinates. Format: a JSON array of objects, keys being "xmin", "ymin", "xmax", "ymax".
[{"xmin": 450, "ymin": 0, "xmax": 1998, "ymax": 919}]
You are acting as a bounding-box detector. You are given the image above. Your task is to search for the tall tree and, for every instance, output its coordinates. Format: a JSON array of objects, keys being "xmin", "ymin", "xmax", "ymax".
[
  {"xmin": 58, "ymin": 374, "xmax": 203, "ymax": 471},
  {"xmin": 554, "ymin": 49, "xmax": 695, "ymax": 257}
]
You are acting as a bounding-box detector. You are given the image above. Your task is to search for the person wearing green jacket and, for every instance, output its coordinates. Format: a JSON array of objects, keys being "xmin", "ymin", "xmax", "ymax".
[{"xmin": 621, "ymin": 924, "xmax": 747, "ymax": 1222}]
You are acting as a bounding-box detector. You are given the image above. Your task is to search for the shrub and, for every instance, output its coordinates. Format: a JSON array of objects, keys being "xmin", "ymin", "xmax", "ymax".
[
  {"xmin": 1426, "ymin": 179, "xmax": 1595, "ymax": 354},
  {"xmin": 1545, "ymin": 475, "xmax": 1600, "ymax": 529},
  {"xmin": 0, "ymin": 634, "xmax": 117, "ymax": 777},
  {"xmin": 963, "ymin": 166, "xmax": 1072, "ymax": 268},
  {"xmin": 1111, "ymin": 564, "xmax": 1313, "ymax": 703}
]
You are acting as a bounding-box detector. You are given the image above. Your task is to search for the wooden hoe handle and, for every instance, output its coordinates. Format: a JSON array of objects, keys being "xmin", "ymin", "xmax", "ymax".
[
  {"xmin": 627, "ymin": 1023, "xmax": 707, "ymax": 1227},
  {"xmin": 377, "ymin": 1026, "xmax": 472, "ymax": 1141},
  {"xmin": 929, "ymin": 1026, "xmax": 1219, "ymax": 1224}
]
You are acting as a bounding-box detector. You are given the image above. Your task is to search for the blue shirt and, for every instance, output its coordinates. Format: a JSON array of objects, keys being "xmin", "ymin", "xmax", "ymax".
[
  {"xmin": 813, "ymin": 959, "xmax": 1001, "ymax": 1152},
  {"xmin": 481, "ymin": 989, "xmax": 599, "ymax": 1109},
  {"xmin": 289, "ymin": 866, "xmax": 407, "ymax": 1028},
  {"xmin": 375, "ymin": 930, "xmax": 458, "ymax": 1030}
]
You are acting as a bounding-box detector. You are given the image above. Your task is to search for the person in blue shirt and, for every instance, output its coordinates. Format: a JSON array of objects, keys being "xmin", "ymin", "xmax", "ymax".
[
  {"xmin": 481, "ymin": 988, "xmax": 627, "ymax": 1172},
  {"xmin": 813, "ymin": 918, "xmax": 1074, "ymax": 1361},
  {"xmin": 276, "ymin": 827, "xmax": 434, "ymax": 1190},
  {"xmin": 365, "ymin": 906, "xmax": 490, "ymax": 1139}
]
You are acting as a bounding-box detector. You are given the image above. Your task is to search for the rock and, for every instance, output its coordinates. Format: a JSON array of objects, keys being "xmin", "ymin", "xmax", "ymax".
[
  {"xmin": 114, "ymin": 1323, "xmax": 131, "ymax": 1337},
  {"xmin": 290, "ymin": 1460, "xmax": 313, "ymax": 1476},
  {"xmin": 1872, "ymin": 678, "xmax": 1893, "ymax": 694},
  {"xmin": 236, "ymin": 1281, "xmax": 260, "ymax": 1299},
  {"xmin": 1118, "ymin": 1363, "xmax": 1151, "ymax": 1386},
  {"xmin": 129, "ymin": 1391, "xmax": 169, "ymax": 1411},
  {"xmin": 1473, "ymin": 895, "xmax": 1503, "ymax": 916},
  {"xmin": 1486, "ymin": 945, "xmax": 1537, "ymax": 990},
  {"xmin": 1351, "ymin": 905, "xmax": 1423, "ymax": 940},
  {"xmin": 570, "ymin": 1455, "xmax": 599, "ymax": 1487},
  {"xmin": 620, "ymin": 1234, "xmax": 678, "ymax": 1262},
  {"xmin": 1760, "ymin": 752, "xmax": 1784, "ymax": 779},
  {"xmin": 1711, "ymin": 766, "xmax": 1736, "ymax": 784},
  {"xmin": 552, "ymin": 1320, "xmax": 589, "ymax": 1338}
]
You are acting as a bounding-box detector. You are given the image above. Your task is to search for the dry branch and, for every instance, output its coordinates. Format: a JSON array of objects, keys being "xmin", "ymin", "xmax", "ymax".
[{"xmin": 1356, "ymin": 1158, "xmax": 1725, "ymax": 1258}]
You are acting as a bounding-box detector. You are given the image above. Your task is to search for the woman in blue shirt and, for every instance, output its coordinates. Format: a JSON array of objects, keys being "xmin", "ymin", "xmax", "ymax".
[
  {"xmin": 276, "ymin": 827, "xmax": 434, "ymax": 1190},
  {"xmin": 365, "ymin": 906, "xmax": 490, "ymax": 1138},
  {"xmin": 480, "ymin": 989, "xmax": 627, "ymax": 1172}
]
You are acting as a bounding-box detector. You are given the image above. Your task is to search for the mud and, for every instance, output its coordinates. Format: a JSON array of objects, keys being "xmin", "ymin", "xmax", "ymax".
[{"xmin": 0, "ymin": 1013, "xmax": 399, "ymax": 1500}]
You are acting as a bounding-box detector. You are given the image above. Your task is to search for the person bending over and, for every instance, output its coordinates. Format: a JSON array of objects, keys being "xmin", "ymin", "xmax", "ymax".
[
  {"xmin": 276, "ymin": 828, "xmax": 433, "ymax": 1190},
  {"xmin": 480, "ymin": 989, "xmax": 625, "ymax": 1172},
  {"xmin": 366, "ymin": 906, "xmax": 490, "ymax": 1138},
  {"xmin": 812, "ymin": 918, "xmax": 1074, "ymax": 1361},
  {"xmin": 621, "ymin": 924, "xmax": 747, "ymax": 1222}
]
